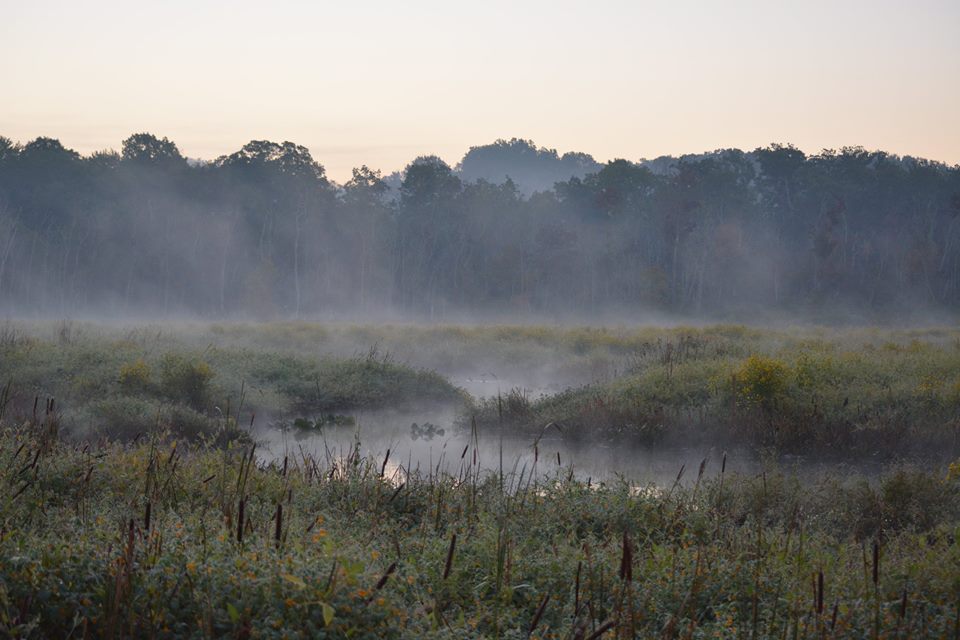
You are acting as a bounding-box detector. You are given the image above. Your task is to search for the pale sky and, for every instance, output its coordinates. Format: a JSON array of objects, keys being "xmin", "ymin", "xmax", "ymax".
[{"xmin": 2, "ymin": 0, "xmax": 958, "ymax": 181}]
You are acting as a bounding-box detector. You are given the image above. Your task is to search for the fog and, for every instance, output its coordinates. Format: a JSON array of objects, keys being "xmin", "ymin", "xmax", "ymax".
[
  {"xmin": 3, "ymin": 134, "xmax": 960, "ymax": 476},
  {"xmin": 251, "ymin": 405, "xmax": 894, "ymax": 487}
]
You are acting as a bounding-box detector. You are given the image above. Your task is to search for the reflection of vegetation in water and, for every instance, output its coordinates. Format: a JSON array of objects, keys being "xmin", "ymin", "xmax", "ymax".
[
  {"xmin": 409, "ymin": 421, "xmax": 444, "ymax": 441},
  {"xmin": 290, "ymin": 414, "xmax": 357, "ymax": 431}
]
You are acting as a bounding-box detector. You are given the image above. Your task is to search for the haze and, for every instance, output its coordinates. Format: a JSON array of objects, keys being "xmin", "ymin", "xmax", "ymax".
[{"xmin": 2, "ymin": 0, "xmax": 958, "ymax": 181}]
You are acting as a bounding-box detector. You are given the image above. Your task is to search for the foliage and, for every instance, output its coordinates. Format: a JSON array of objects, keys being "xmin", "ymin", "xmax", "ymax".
[
  {"xmin": 159, "ymin": 354, "xmax": 214, "ymax": 410},
  {"xmin": 1, "ymin": 135, "xmax": 959, "ymax": 319},
  {"xmin": 118, "ymin": 358, "xmax": 152, "ymax": 393},
  {"xmin": 0, "ymin": 427, "xmax": 958, "ymax": 638},
  {"xmin": 733, "ymin": 354, "xmax": 790, "ymax": 408}
]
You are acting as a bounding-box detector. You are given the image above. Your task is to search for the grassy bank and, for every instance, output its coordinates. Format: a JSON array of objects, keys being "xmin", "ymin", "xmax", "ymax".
[
  {"xmin": 0, "ymin": 323, "xmax": 463, "ymax": 443},
  {"xmin": 1, "ymin": 425, "xmax": 959, "ymax": 638},
  {"xmin": 466, "ymin": 326, "xmax": 960, "ymax": 458},
  {"xmin": 3, "ymin": 321, "xmax": 960, "ymax": 456}
]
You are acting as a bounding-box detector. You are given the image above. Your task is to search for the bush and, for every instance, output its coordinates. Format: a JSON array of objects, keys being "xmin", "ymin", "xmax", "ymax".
[
  {"xmin": 117, "ymin": 358, "xmax": 152, "ymax": 393},
  {"xmin": 159, "ymin": 354, "xmax": 214, "ymax": 410},
  {"xmin": 76, "ymin": 397, "xmax": 243, "ymax": 444},
  {"xmin": 733, "ymin": 354, "xmax": 789, "ymax": 408},
  {"xmin": 77, "ymin": 396, "xmax": 160, "ymax": 441}
]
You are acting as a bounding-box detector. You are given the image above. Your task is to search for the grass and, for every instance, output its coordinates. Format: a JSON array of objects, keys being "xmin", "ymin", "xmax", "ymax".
[
  {"xmin": 2, "ymin": 320, "xmax": 960, "ymax": 636},
  {"xmin": 3, "ymin": 321, "xmax": 960, "ymax": 457},
  {"xmin": 465, "ymin": 327, "xmax": 960, "ymax": 458},
  {"xmin": 0, "ymin": 422, "xmax": 958, "ymax": 638},
  {"xmin": 0, "ymin": 323, "xmax": 464, "ymax": 443},
  {"xmin": 4, "ymin": 321, "xmax": 960, "ymax": 456}
]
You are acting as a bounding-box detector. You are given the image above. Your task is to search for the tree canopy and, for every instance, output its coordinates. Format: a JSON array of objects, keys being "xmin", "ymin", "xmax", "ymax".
[{"xmin": 0, "ymin": 134, "xmax": 957, "ymax": 321}]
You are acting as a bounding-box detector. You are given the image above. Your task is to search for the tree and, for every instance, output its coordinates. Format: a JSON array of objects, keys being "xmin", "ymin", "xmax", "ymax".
[{"xmin": 121, "ymin": 133, "xmax": 185, "ymax": 166}]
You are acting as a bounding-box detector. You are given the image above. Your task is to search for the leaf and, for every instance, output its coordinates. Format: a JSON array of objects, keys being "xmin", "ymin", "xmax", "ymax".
[
  {"xmin": 321, "ymin": 602, "xmax": 335, "ymax": 626},
  {"xmin": 282, "ymin": 573, "xmax": 307, "ymax": 589},
  {"xmin": 226, "ymin": 602, "xmax": 240, "ymax": 623}
]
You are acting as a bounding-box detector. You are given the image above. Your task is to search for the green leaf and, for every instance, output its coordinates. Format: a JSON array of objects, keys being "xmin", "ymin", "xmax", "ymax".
[
  {"xmin": 226, "ymin": 602, "xmax": 240, "ymax": 623},
  {"xmin": 321, "ymin": 602, "xmax": 335, "ymax": 626},
  {"xmin": 282, "ymin": 573, "xmax": 307, "ymax": 589}
]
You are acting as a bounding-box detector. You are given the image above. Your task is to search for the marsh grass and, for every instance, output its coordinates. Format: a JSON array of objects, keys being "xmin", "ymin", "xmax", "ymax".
[
  {"xmin": 0, "ymin": 325, "xmax": 464, "ymax": 443},
  {"xmin": 0, "ymin": 423, "xmax": 958, "ymax": 638}
]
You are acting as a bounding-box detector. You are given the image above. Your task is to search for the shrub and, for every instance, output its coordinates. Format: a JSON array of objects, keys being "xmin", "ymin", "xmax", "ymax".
[
  {"xmin": 733, "ymin": 355, "xmax": 789, "ymax": 408},
  {"xmin": 159, "ymin": 354, "xmax": 214, "ymax": 410},
  {"xmin": 117, "ymin": 358, "xmax": 152, "ymax": 393},
  {"xmin": 77, "ymin": 396, "xmax": 159, "ymax": 441},
  {"xmin": 76, "ymin": 396, "xmax": 243, "ymax": 443}
]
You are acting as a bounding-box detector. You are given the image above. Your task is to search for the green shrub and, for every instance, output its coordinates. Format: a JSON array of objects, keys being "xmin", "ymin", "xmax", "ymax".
[
  {"xmin": 159, "ymin": 354, "xmax": 214, "ymax": 410},
  {"xmin": 77, "ymin": 396, "xmax": 159, "ymax": 440},
  {"xmin": 117, "ymin": 358, "xmax": 152, "ymax": 393},
  {"xmin": 76, "ymin": 396, "xmax": 242, "ymax": 443},
  {"xmin": 733, "ymin": 354, "xmax": 790, "ymax": 408}
]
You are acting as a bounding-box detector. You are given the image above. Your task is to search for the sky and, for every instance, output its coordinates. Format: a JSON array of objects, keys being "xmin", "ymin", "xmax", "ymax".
[{"xmin": 1, "ymin": 0, "xmax": 958, "ymax": 182}]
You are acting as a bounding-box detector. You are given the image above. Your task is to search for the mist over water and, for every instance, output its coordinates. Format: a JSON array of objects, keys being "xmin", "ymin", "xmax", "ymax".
[{"xmin": 251, "ymin": 399, "xmax": 891, "ymax": 487}]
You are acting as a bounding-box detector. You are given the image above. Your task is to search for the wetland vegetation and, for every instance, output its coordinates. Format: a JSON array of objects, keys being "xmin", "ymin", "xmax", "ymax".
[{"xmin": 1, "ymin": 321, "xmax": 959, "ymax": 636}]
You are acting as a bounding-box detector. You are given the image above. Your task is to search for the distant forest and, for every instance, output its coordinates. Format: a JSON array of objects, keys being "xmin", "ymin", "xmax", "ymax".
[{"xmin": 0, "ymin": 135, "xmax": 958, "ymax": 321}]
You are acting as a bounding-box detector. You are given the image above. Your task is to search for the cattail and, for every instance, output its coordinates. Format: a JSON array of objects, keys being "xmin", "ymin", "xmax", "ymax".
[
  {"xmin": 528, "ymin": 593, "xmax": 550, "ymax": 636},
  {"xmin": 373, "ymin": 562, "xmax": 397, "ymax": 592},
  {"xmin": 237, "ymin": 497, "xmax": 245, "ymax": 543},
  {"xmin": 443, "ymin": 533, "xmax": 457, "ymax": 580},
  {"xmin": 274, "ymin": 503, "xmax": 283, "ymax": 546},
  {"xmin": 619, "ymin": 532, "xmax": 633, "ymax": 581},
  {"xmin": 388, "ymin": 483, "xmax": 405, "ymax": 503},
  {"xmin": 585, "ymin": 620, "xmax": 616, "ymax": 640},
  {"xmin": 899, "ymin": 589, "xmax": 908, "ymax": 620},
  {"xmin": 380, "ymin": 449, "xmax": 391, "ymax": 479},
  {"xmin": 817, "ymin": 570, "xmax": 824, "ymax": 615},
  {"xmin": 574, "ymin": 560, "xmax": 582, "ymax": 614},
  {"xmin": 872, "ymin": 541, "xmax": 879, "ymax": 585},
  {"xmin": 144, "ymin": 501, "xmax": 151, "ymax": 531}
]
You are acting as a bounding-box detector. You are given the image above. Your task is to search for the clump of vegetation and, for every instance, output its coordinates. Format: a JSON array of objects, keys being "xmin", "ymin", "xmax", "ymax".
[
  {"xmin": 259, "ymin": 349, "xmax": 464, "ymax": 414},
  {"xmin": 733, "ymin": 354, "xmax": 790, "ymax": 408},
  {"xmin": 290, "ymin": 414, "xmax": 357, "ymax": 431},
  {"xmin": 117, "ymin": 358, "xmax": 152, "ymax": 393},
  {"xmin": 410, "ymin": 422, "xmax": 444, "ymax": 440},
  {"xmin": 464, "ymin": 327, "xmax": 960, "ymax": 458},
  {"xmin": 159, "ymin": 354, "xmax": 214, "ymax": 410},
  {"xmin": 0, "ymin": 326, "xmax": 467, "ymax": 445},
  {"xmin": 0, "ymin": 426, "xmax": 958, "ymax": 638},
  {"xmin": 75, "ymin": 397, "xmax": 247, "ymax": 445}
]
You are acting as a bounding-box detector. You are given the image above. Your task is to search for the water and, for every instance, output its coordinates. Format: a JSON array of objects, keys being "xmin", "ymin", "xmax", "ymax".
[{"xmin": 250, "ymin": 402, "xmax": 889, "ymax": 487}]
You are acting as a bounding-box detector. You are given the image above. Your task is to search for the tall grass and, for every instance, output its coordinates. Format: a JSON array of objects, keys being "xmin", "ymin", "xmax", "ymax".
[{"xmin": 0, "ymin": 424, "xmax": 958, "ymax": 638}]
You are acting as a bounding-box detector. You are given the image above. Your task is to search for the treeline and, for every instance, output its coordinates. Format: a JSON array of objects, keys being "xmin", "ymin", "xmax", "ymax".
[{"xmin": 0, "ymin": 135, "xmax": 958, "ymax": 320}]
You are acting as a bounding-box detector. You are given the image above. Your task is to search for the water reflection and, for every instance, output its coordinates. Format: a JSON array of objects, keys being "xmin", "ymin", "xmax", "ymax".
[{"xmin": 250, "ymin": 404, "xmax": 889, "ymax": 487}]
